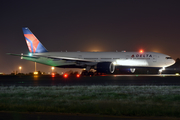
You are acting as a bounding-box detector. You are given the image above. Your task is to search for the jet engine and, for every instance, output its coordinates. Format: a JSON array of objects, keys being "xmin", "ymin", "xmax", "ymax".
[{"xmin": 96, "ymin": 62, "xmax": 115, "ymax": 74}]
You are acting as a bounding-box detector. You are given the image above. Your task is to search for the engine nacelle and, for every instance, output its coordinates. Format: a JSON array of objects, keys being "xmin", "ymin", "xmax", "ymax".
[{"xmin": 96, "ymin": 62, "xmax": 115, "ymax": 74}]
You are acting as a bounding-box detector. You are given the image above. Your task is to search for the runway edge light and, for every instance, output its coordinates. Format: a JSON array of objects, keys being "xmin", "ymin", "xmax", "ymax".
[
  {"xmin": 76, "ymin": 74, "xmax": 80, "ymax": 77},
  {"xmin": 64, "ymin": 74, "xmax": 68, "ymax": 78}
]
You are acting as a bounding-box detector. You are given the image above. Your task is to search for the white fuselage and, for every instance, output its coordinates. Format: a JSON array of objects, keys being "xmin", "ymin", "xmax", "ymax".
[{"xmin": 22, "ymin": 51, "xmax": 175, "ymax": 68}]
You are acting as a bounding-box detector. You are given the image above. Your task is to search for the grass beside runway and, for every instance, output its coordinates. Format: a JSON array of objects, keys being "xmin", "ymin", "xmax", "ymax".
[{"xmin": 0, "ymin": 86, "xmax": 180, "ymax": 117}]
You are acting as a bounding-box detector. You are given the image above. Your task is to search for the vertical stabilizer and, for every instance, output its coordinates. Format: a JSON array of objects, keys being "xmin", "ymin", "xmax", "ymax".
[{"xmin": 22, "ymin": 27, "xmax": 48, "ymax": 53}]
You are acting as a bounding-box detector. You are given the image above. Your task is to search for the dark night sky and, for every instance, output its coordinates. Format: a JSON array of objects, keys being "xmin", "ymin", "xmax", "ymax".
[{"xmin": 1, "ymin": 0, "xmax": 180, "ymax": 74}]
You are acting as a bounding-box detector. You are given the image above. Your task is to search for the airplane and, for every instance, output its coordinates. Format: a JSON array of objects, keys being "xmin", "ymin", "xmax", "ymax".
[{"xmin": 8, "ymin": 27, "xmax": 175, "ymax": 74}]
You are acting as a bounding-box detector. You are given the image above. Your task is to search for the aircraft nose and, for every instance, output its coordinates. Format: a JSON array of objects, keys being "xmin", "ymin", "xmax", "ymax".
[
  {"xmin": 172, "ymin": 59, "xmax": 176, "ymax": 65},
  {"xmin": 165, "ymin": 59, "xmax": 175, "ymax": 67},
  {"xmin": 169, "ymin": 59, "xmax": 175, "ymax": 66}
]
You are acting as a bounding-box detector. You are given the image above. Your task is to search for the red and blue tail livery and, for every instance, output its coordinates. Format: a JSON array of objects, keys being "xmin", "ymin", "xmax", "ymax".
[{"xmin": 22, "ymin": 27, "xmax": 48, "ymax": 53}]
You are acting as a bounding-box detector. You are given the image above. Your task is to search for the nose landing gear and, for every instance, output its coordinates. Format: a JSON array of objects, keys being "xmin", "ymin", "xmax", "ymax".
[
  {"xmin": 159, "ymin": 67, "xmax": 165, "ymax": 74},
  {"xmin": 130, "ymin": 68, "xmax": 136, "ymax": 73}
]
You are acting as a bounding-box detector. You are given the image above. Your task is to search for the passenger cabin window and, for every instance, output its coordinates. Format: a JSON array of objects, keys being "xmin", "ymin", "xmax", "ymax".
[
  {"xmin": 166, "ymin": 57, "xmax": 172, "ymax": 59},
  {"xmin": 100, "ymin": 58, "xmax": 112, "ymax": 59},
  {"xmin": 84, "ymin": 58, "xmax": 98, "ymax": 60}
]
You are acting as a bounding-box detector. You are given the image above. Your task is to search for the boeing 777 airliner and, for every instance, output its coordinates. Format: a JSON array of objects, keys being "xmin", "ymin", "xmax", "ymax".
[{"xmin": 8, "ymin": 27, "xmax": 175, "ymax": 74}]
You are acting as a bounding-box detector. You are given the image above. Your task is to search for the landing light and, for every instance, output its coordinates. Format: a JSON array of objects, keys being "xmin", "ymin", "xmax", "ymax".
[
  {"xmin": 113, "ymin": 61, "xmax": 117, "ymax": 65},
  {"xmin": 175, "ymin": 73, "xmax": 179, "ymax": 76}
]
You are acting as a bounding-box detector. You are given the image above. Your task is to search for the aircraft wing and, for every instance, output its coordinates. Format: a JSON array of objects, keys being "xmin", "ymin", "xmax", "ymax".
[{"xmin": 7, "ymin": 53, "xmax": 97, "ymax": 63}]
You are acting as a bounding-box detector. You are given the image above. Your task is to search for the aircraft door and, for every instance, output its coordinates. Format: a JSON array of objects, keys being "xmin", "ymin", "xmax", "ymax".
[{"xmin": 153, "ymin": 55, "xmax": 157, "ymax": 62}]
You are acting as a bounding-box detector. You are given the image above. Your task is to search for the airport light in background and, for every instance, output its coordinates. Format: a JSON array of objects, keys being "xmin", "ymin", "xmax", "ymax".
[
  {"xmin": 52, "ymin": 72, "xmax": 55, "ymax": 77},
  {"xmin": 51, "ymin": 67, "xmax": 54, "ymax": 72},
  {"xmin": 51, "ymin": 67, "xmax": 55, "ymax": 76},
  {"xmin": 35, "ymin": 62, "xmax": 37, "ymax": 72},
  {"xmin": 34, "ymin": 71, "xmax": 38, "ymax": 75},
  {"xmin": 19, "ymin": 66, "xmax": 22, "ymax": 73}
]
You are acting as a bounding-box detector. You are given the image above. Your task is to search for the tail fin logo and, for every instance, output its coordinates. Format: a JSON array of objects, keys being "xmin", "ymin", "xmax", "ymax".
[
  {"xmin": 24, "ymin": 34, "xmax": 39, "ymax": 53},
  {"xmin": 22, "ymin": 27, "xmax": 48, "ymax": 53}
]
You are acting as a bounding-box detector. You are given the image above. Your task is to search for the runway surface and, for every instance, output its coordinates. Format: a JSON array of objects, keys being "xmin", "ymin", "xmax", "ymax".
[{"xmin": 0, "ymin": 74, "xmax": 180, "ymax": 86}]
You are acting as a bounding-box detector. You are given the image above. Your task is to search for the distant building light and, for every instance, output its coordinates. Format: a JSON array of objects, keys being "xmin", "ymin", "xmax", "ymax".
[
  {"xmin": 19, "ymin": 66, "xmax": 22, "ymax": 73},
  {"xmin": 34, "ymin": 71, "xmax": 38, "ymax": 75}
]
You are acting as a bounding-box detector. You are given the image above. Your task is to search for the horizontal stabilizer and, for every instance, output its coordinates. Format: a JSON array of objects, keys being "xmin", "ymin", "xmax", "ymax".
[
  {"xmin": 7, "ymin": 53, "xmax": 96, "ymax": 63},
  {"xmin": 7, "ymin": 53, "xmax": 39, "ymax": 59}
]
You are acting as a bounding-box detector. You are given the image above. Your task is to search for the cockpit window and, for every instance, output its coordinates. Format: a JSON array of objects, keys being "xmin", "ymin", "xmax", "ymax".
[{"xmin": 166, "ymin": 57, "xmax": 172, "ymax": 59}]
